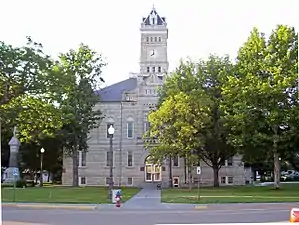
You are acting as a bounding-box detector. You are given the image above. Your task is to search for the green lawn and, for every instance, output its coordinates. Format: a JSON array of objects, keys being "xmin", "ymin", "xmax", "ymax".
[
  {"xmin": 162, "ymin": 183, "xmax": 299, "ymax": 204},
  {"xmin": 1, "ymin": 186, "xmax": 140, "ymax": 204}
]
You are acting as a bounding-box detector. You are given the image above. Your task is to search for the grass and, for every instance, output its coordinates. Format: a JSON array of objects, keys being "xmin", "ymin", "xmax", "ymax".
[
  {"xmin": 162, "ymin": 183, "xmax": 299, "ymax": 204},
  {"xmin": 1, "ymin": 186, "xmax": 140, "ymax": 204}
]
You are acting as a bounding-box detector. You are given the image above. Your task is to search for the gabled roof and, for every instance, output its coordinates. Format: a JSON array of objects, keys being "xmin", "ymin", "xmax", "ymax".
[
  {"xmin": 96, "ymin": 78, "xmax": 137, "ymax": 102},
  {"xmin": 142, "ymin": 7, "xmax": 166, "ymax": 26}
]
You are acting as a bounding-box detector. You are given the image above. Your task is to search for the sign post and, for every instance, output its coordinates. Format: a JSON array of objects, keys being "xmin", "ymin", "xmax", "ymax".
[
  {"xmin": 13, "ymin": 168, "xmax": 19, "ymax": 202},
  {"xmin": 196, "ymin": 166, "xmax": 201, "ymax": 200}
]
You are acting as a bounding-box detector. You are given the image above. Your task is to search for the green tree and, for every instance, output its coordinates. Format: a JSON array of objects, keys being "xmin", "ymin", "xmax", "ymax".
[
  {"xmin": 56, "ymin": 44, "xmax": 106, "ymax": 186},
  {"xmin": 221, "ymin": 25, "xmax": 298, "ymax": 189},
  {"xmin": 0, "ymin": 37, "xmax": 64, "ymax": 142},
  {"xmin": 147, "ymin": 56, "xmax": 236, "ymax": 187}
]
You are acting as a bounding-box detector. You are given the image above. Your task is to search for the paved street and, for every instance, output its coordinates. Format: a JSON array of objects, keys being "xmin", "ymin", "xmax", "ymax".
[{"xmin": 2, "ymin": 204, "xmax": 291, "ymax": 225}]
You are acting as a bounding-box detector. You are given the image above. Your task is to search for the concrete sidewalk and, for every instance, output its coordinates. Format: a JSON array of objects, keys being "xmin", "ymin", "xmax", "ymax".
[{"xmin": 123, "ymin": 187, "xmax": 161, "ymax": 209}]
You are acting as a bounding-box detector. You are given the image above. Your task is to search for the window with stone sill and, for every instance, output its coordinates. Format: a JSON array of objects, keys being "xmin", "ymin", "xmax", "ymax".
[
  {"xmin": 79, "ymin": 177, "xmax": 86, "ymax": 185},
  {"xmin": 127, "ymin": 151, "xmax": 133, "ymax": 167},
  {"xmin": 127, "ymin": 177, "xmax": 133, "ymax": 185},
  {"xmin": 220, "ymin": 177, "xmax": 226, "ymax": 184},
  {"xmin": 173, "ymin": 155, "xmax": 179, "ymax": 167},
  {"xmin": 127, "ymin": 121, "xmax": 134, "ymax": 138},
  {"xmin": 78, "ymin": 151, "xmax": 86, "ymax": 167}
]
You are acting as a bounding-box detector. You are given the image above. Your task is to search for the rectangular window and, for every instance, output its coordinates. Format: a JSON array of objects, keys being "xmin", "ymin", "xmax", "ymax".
[
  {"xmin": 79, "ymin": 177, "xmax": 86, "ymax": 185},
  {"xmin": 127, "ymin": 177, "xmax": 133, "ymax": 185},
  {"xmin": 158, "ymin": 37, "xmax": 161, "ymax": 42},
  {"xmin": 158, "ymin": 66, "xmax": 161, "ymax": 73},
  {"xmin": 227, "ymin": 157, "xmax": 233, "ymax": 166},
  {"xmin": 173, "ymin": 155, "xmax": 179, "ymax": 167},
  {"xmin": 127, "ymin": 122, "xmax": 133, "ymax": 138},
  {"xmin": 144, "ymin": 122, "xmax": 150, "ymax": 133},
  {"xmin": 106, "ymin": 123, "xmax": 114, "ymax": 138},
  {"xmin": 154, "ymin": 37, "xmax": 157, "ymax": 42},
  {"xmin": 146, "ymin": 37, "xmax": 149, "ymax": 42},
  {"xmin": 127, "ymin": 151, "xmax": 133, "ymax": 167},
  {"xmin": 78, "ymin": 151, "xmax": 86, "ymax": 167},
  {"xmin": 147, "ymin": 67, "xmax": 150, "ymax": 73},
  {"xmin": 106, "ymin": 177, "xmax": 112, "ymax": 185},
  {"xmin": 106, "ymin": 151, "xmax": 114, "ymax": 167},
  {"xmin": 221, "ymin": 177, "xmax": 226, "ymax": 184},
  {"xmin": 228, "ymin": 176, "xmax": 233, "ymax": 184},
  {"xmin": 150, "ymin": 37, "xmax": 153, "ymax": 42},
  {"xmin": 152, "ymin": 67, "xmax": 155, "ymax": 73}
]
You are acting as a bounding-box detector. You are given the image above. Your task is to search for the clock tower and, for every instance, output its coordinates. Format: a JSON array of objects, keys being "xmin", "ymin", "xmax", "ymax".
[{"xmin": 139, "ymin": 6, "xmax": 168, "ymax": 78}]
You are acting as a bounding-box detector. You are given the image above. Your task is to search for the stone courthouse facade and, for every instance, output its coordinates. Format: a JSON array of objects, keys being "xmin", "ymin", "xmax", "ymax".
[{"xmin": 62, "ymin": 7, "xmax": 248, "ymax": 187}]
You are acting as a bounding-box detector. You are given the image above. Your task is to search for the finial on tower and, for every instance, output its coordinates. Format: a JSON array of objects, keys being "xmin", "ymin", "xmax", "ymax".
[{"xmin": 152, "ymin": 4, "xmax": 155, "ymax": 10}]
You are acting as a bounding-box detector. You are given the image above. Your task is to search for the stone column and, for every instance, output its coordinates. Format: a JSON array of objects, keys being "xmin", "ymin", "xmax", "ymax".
[{"xmin": 3, "ymin": 127, "xmax": 21, "ymax": 183}]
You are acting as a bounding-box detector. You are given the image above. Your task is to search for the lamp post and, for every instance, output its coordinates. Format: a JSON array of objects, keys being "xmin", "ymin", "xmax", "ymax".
[
  {"xmin": 108, "ymin": 125, "xmax": 115, "ymax": 201},
  {"xmin": 40, "ymin": 148, "xmax": 45, "ymax": 187}
]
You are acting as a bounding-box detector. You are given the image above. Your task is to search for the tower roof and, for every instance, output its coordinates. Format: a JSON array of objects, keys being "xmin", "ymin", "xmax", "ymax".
[{"xmin": 142, "ymin": 6, "xmax": 166, "ymax": 26}]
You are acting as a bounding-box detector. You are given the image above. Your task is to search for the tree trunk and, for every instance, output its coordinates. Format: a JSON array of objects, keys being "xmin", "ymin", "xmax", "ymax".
[
  {"xmin": 213, "ymin": 166, "xmax": 220, "ymax": 187},
  {"xmin": 184, "ymin": 157, "xmax": 187, "ymax": 184},
  {"xmin": 188, "ymin": 163, "xmax": 192, "ymax": 190},
  {"xmin": 72, "ymin": 150, "xmax": 79, "ymax": 187},
  {"xmin": 169, "ymin": 156, "xmax": 173, "ymax": 188},
  {"xmin": 273, "ymin": 151, "xmax": 280, "ymax": 189}
]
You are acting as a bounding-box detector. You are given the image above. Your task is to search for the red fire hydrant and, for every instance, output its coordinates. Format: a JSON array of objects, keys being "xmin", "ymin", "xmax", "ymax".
[{"xmin": 115, "ymin": 191, "xmax": 122, "ymax": 207}]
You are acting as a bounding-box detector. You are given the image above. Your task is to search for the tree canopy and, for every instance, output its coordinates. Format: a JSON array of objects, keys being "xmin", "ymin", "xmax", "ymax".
[
  {"xmin": 147, "ymin": 55, "xmax": 237, "ymax": 187},
  {"xmin": 221, "ymin": 25, "xmax": 298, "ymax": 188}
]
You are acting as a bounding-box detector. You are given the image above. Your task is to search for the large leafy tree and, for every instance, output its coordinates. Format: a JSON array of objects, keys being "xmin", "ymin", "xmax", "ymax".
[
  {"xmin": 56, "ymin": 44, "xmax": 106, "ymax": 186},
  {"xmin": 0, "ymin": 37, "xmax": 64, "ymax": 143},
  {"xmin": 147, "ymin": 55, "xmax": 236, "ymax": 187},
  {"xmin": 221, "ymin": 25, "xmax": 298, "ymax": 189}
]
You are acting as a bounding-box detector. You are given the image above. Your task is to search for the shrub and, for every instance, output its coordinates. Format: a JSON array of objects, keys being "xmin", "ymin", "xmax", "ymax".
[
  {"xmin": 16, "ymin": 179, "xmax": 27, "ymax": 188},
  {"xmin": 1, "ymin": 183, "xmax": 14, "ymax": 188},
  {"xmin": 26, "ymin": 180, "xmax": 36, "ymax": 187}
]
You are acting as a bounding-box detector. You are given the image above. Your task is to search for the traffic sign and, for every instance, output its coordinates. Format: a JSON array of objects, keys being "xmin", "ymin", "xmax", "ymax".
[
  {"xmin": 13, "ymin": 168, "xmax": 19, "ymax": 176},
  {"xmin": 196, "ymin": 166, "xmax": 201, "ymax": 175}
]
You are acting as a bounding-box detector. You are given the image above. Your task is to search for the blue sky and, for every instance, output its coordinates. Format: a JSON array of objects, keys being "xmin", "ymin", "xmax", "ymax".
[{"xmin": 1, "ymin": 0, "xmax": 298, "ymax": 86}]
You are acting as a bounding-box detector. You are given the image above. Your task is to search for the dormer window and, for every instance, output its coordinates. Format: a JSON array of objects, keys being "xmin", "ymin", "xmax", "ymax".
[{"xmin": 152, "ymin": 18, "xmax": 155, "ymax": 25}]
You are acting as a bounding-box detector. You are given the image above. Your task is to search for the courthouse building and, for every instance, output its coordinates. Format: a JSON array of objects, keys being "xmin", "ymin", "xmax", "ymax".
[{"xmin": 62, "ymin": 7, "xmax": 249, "ymax": 187}]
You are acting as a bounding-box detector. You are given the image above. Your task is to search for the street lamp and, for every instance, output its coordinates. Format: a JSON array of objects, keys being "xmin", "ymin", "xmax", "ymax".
[
  {"xmin": 108, "ymin": 125, "xmax": 115, "ymax": 201},
  {"xmin": 40, "ymin": 148, "xmax": 45, "ymax": 187}
]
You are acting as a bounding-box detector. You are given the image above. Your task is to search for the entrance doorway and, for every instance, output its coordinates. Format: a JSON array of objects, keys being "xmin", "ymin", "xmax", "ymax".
[{"xmin": 145, "ymin": 156, "xmax": 162, "ymax": 182}]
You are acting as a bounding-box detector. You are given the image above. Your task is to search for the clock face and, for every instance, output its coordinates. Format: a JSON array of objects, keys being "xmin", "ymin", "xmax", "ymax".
[{"xmin": 149, "ymin": 49, "xmax": 158, "ymax": 59}]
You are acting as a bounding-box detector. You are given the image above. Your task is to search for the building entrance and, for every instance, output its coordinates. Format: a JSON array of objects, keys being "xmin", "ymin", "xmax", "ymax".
[{"xmin": 144, "ymin": 156, "xmax": 162, "ymax": 182}]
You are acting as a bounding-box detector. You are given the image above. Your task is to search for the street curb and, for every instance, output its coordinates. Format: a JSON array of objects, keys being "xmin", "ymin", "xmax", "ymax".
[{"xmin": 1, "ymin": 203, "xmax": 97, "ymax": 210}]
